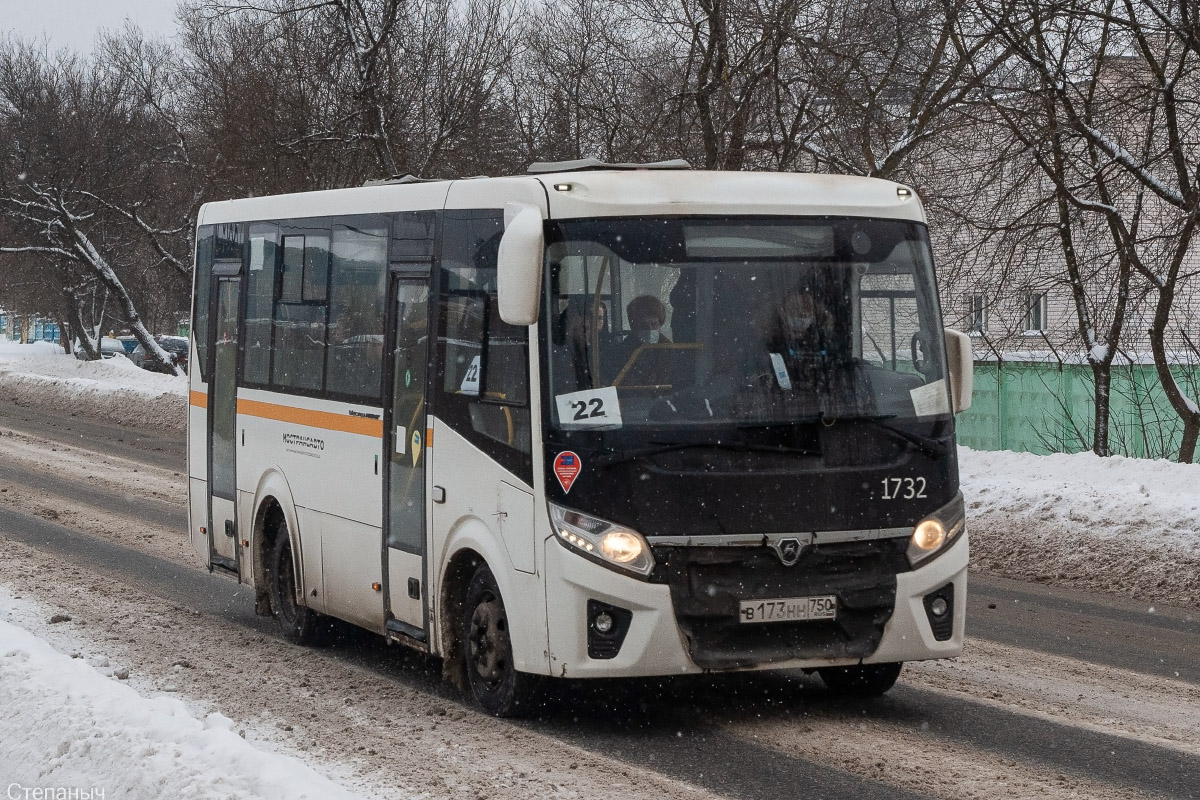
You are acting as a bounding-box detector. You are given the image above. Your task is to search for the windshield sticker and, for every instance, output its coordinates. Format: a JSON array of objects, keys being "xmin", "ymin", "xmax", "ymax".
[
  {"xmin": 554, "ymin": 451, "xmax": 582, "ymax": 493},
  {"xmin": 395, "ymin": 426, "xmax": 406, "ymax": 454},
  {"xmin": 768, "ymin": 353, "xmax": 793, "ymax": 390},
  {"xmin": 910, "ymin": 380, "xmax": 950, "ymax": 417},
  {"xmin": 459, "ymin": 355, "xmax": 481, "ymax": 396},
  {"xmin": 554, "ymin": 386, "xmax": 622, "ymax": 429},
  {"xmin": 410, "ymin": 430, "xmax": 422, "ymax": 466}
]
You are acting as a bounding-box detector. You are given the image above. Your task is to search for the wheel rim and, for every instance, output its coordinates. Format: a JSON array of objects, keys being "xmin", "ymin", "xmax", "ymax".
[{"xmin": 468, "ymin": 591, "xmax": 509, "ymax": 688}]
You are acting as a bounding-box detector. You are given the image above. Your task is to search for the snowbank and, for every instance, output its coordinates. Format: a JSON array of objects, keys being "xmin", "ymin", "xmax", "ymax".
[
  {"xmin": 0, "ymin": 341, "xmax": 186, "ymax": 433},
  {"xmin": 961, "ymin": 447, "xmax": 1200, "ymax": 608},
  {"xmin": 0, "ymin": 616, "xmax": 366, "ymax": 800}
]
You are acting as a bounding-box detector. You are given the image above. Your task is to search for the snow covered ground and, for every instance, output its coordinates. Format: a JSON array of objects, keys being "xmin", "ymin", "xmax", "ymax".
[
  {"xmin": 0, "ymin": 591, "xmax": 365, "ymax": 800},
  {"xmin": 1, "ymin": 340, "xmax": 1198, "ymax": 798},
  {"xmin": 963, "ymin": 447, "xmax": 1200, "ymax": 609}
]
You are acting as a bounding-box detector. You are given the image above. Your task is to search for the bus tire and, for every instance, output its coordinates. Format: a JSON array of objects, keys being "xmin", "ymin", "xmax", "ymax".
[
  {"xmin": 462, "ymin": 564, "xmax": 537, "ymax": 717},
  {"xmin": 269, "ymin": 524, "xmax": 320, "ymax": 646},
  {"xmin": 818, "ymin": 662, "xmax": 902, "ymax": 696}
]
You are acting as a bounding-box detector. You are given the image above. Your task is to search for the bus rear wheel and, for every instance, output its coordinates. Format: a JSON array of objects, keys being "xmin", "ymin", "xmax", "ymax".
[
  {"xmin": 818, "ymin": 662, "xmax": 902, "ymax": 696},
  {"xmin": 269, "ymin": 524, "xmax": 320, "ymax": 645},
  {"xmin": 462, "ymin": 564, "xmax": 537, "ymax": 717}
]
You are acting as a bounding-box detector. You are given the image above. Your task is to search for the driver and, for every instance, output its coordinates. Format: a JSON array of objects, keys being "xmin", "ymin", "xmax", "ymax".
[{"xmin": 765, "ymin": 287, "xmax": 834, "ymax": 381}]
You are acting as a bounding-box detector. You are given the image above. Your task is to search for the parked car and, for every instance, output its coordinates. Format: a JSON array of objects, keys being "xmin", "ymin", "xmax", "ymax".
[
  {"xmin": 132, "ymin": 335, "xmax": 189, "ymax": 374},
  {"xmin": 73, "ymin": 338, "xmax": 128, "ymax": 360}
]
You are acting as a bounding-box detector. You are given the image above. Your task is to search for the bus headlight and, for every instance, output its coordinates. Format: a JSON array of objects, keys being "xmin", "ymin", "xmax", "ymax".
[
  {"xmin": 907, "ymin": 493, "xmax": 966, "ymax": 567},
  {"xmin": 548, "ymin": 502, "xmax": 655, "ymax": 579}
]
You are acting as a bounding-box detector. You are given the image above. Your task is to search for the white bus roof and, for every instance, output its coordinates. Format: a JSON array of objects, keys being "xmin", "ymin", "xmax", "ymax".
[{"xmin": 196, "ymin": 170, "xmax": 925, "ymax": 226}]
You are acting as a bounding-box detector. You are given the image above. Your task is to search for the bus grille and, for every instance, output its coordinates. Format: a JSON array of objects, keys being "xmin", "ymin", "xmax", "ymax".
[{"xmin": 649, "ymin": 538, "xmax": 910, "ymax": 670}]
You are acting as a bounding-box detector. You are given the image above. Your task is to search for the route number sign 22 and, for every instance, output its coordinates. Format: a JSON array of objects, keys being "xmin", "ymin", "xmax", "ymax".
[{"xmin": 554, "ymin": 386, "xmax": 623, "ymax": 430}]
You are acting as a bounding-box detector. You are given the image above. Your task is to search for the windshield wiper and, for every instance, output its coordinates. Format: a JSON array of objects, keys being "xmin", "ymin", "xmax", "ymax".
[
  {"xmin": 821, "ymin": 414, "xmax": 949, "ymax": 458},
  {"xmin": 593, "ymin": 440, "xmax": 820, "ymax": 468}
]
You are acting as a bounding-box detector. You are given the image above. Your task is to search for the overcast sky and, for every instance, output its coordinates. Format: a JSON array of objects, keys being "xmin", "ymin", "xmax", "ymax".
[{"xmin": 6, "ymin": 1, "xmax": 179, "ymax": 53}]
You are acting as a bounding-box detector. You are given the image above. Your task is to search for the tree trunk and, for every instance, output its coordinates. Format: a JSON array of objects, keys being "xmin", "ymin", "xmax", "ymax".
[
  {"xmin": 63, "ymin": 217, "xmax": 183, "ymax": 375},
  {"xmin": 1090, "ymin": 363, "xmax": 1111, "ymax": 457},
  {"xmin": 1147, "ymin": 279, "xmax": 1200, "ymax": 463},
  {"xmin": 63, "ymin": 287, "xmax": 99, "ymax": 360}
]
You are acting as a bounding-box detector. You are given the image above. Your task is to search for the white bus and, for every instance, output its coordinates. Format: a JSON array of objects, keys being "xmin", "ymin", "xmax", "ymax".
[{"xmin": 188, "ymin": 162, "xmax": 973, "ymax": 716}]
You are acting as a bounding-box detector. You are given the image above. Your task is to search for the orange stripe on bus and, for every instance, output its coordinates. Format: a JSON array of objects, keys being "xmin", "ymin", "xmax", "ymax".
[
  {"xmin": 190, "ymin": 391, "xmax": 208, "ymax": 409},
  {"xmin": 425, "ymin": 427, "xmax": 433, "ymax": 448},
  {"xmin": 236, "ymin": 398, "xmax": 384, "ymax": 437}
]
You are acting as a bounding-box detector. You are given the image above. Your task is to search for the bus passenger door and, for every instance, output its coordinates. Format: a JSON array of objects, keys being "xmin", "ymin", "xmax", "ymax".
[
  {"xmin": 384, "ymin": 274, "xmax": 430, "ymax": 639},
  {"xmin": 208, "ymin": 272, "xmax": 241, "ymax": 573}
]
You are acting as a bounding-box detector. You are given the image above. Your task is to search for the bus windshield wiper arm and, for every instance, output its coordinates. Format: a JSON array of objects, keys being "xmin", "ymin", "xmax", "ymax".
[{"xmin": 823, "ymin": 414, "xmax": 949, "ymax": 458}]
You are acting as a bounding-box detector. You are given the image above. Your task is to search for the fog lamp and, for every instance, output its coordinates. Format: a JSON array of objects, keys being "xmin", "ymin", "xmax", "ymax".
[
  {"xmin": 593, "ymin": 612, "xmax": 615, "ymax": 634},
  {"xmin": 929, "ymin": 596, "xmax": 949, "ymax": 617}
]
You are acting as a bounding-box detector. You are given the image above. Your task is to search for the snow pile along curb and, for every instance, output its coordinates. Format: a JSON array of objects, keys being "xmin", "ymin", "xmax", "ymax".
[
  {"xmin": 961, "ymin": 446, "xmax": 1200, "ymax": 608},
  {"xmin": 0, "ymin": 342, "xmax": 186, "ymax": 434},
  {"xmin": 0, "ymin": 616, "xmax": 367, "ymax": 800}
]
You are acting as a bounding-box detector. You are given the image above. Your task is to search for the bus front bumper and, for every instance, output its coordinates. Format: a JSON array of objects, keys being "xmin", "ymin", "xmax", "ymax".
[{"xmin": 542, "ymin": 531, "xmax": 968, "ymax": 678}]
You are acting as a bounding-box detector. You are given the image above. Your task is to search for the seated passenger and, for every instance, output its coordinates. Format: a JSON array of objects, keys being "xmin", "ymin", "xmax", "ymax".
[
  {"xmin": 625, "ymin": 294, "xmax": 671, "ymax": 346},
  {"xmin": 556, "ymin": 300, "xmax": 610, "ymax": 390},
  {"xmin": 614, "ymin": 295, "xmax": 672, "ymax": 379}
]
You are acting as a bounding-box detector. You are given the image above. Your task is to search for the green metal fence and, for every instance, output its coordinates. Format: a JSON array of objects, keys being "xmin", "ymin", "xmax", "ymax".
[{"xmin": 955, "ymin": 361, "xmax": 1200, "ymax": 461}]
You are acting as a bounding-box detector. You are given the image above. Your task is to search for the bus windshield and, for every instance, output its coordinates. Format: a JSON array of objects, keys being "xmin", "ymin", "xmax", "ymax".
[{"xmin": 544, "ymin": 216, "xmax": 950, "ymax": 443}]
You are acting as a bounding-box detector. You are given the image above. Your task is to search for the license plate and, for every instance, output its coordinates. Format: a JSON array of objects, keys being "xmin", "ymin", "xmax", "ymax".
[{"xmin": 738, "ymin": 595, "xmax": 837, "ymax": 624}]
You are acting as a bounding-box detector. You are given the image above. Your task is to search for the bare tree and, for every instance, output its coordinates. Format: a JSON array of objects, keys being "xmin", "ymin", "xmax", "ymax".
[
  {"xmin": 186, "ymin": 0, "xmax": 522, "ymax": 182},
  {"xmin": 981, "ymin": 0, "xmax": 1200, "ymax": 461},
  {"xmin": 0, "ymin": 37, "xmax": 188, "ymax": 372}
]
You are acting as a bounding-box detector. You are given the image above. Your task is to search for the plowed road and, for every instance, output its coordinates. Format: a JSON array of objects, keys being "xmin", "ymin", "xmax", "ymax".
[{"xmin": 1, "ymin": 406, "xmax": 1197, "ymax": 800}]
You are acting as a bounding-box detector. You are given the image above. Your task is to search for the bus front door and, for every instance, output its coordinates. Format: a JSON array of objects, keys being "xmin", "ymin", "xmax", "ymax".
[
  {"xmin": 383, "ymin": 274, "xmax": 430, "ymax": 640},
  {"xmin": 207, "ymin": 273, "xmax": 241, "ymax": 573}
]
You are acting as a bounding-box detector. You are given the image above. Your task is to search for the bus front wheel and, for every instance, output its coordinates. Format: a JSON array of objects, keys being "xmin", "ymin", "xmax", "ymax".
[
  {"xmin": 818, "ymin": 662, "xmax": 902, "ymax": 696},
  {"xmin": 462, "ymin": 565, "xmax": 537, "ymax": 717},
  {"xmin": 269, "ymin": 525, "xmax": 320, "ymax": 645}
]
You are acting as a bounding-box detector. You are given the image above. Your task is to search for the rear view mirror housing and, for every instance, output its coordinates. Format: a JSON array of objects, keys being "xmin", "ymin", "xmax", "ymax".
[
  {"xmin": 497, "ymin": 203, "xmax": 545, "ymax": 326},
  {"xmin": 943, "ymin": 329, "xmax": 974, "ymax": 414}
]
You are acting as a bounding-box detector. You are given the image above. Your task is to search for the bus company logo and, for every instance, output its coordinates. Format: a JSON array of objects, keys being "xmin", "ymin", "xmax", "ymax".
[
  {"xmin": 283, "ymin": 433, "xmax": 325, "ymax": 452},
  {"xmin": 553, "ymin": 451, "xmax": 582, "ymax": 493},
  {"xmin": 771, "ymin": 537, "xmax": 804, "ymax": 566}
]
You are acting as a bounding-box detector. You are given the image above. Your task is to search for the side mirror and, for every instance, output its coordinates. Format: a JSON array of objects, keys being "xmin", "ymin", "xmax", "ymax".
[
  {"xmin": 943, "ymin": 329, "xmax": 974, "ymax": 414},
  {"xmin": 497, "ymin": 202, "xmax": 545, "ymax": 326}
]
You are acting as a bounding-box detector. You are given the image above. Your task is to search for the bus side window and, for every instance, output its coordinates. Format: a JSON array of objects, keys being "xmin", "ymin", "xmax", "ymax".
[
  {"xmin": 244, "ymin": 223, "xmax": 278, "ymax": 386},
  {"xmin": 272, "ymin": 228, "xmax": 330, "ymax": 392},
  {"xmin": 193, "ymin": 226, "xmax": 214, "ymax": 382},
  {"xmin": 438, "ymin": 210, "xmax": 532, "ymax": 482},
  {"xmin": 326, "ymin": 217, "xmax": 388, "ymax": 401}
]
